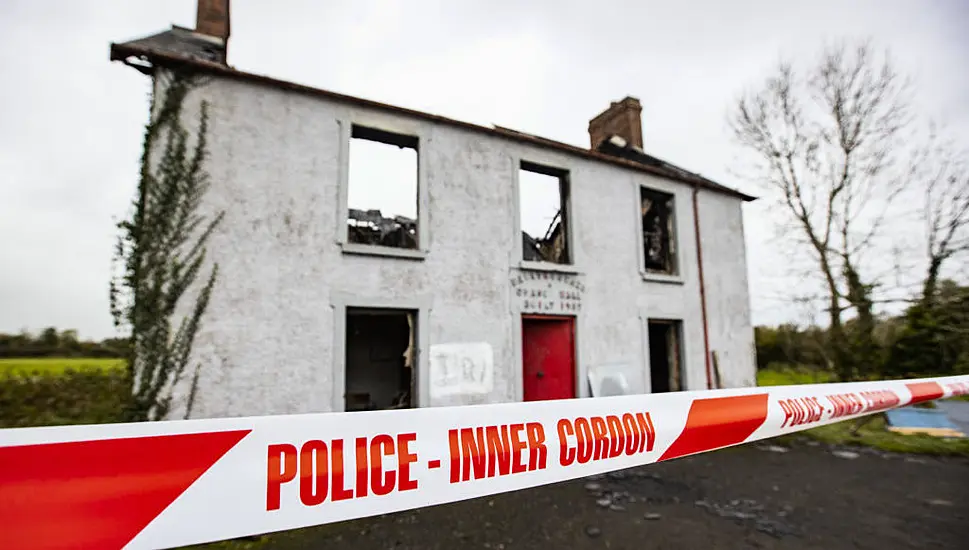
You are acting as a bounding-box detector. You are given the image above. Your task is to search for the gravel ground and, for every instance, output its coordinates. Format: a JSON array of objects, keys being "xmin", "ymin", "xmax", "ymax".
[{"xmin": 258, "ymin": 437, "xmax": 969, "ymax": 550}]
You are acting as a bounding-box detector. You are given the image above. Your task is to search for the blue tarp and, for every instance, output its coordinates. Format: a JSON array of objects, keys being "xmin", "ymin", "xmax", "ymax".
[{"xmin": 885, "ymin": 407, "xmax": 961, "ymax": 430}]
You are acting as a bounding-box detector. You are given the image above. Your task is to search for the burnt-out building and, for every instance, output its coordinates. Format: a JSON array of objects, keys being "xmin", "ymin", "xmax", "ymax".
[{"xmin": 110, "ymin": 1, "xmax": 758, "ymax": 419}]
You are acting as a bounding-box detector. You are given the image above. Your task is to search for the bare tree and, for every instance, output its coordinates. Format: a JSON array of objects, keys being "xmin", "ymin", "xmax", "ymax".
[
  {"xmin": 918, "ymin": 129, "xmax": 969, "ymax": 303},
  {"xmin": 728, "ymin": 41, "xmax": 915, "ymax": 380}
]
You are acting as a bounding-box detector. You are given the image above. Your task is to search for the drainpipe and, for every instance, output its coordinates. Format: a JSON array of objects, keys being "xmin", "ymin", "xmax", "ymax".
[{"xmin": 692, "ymin": 185, "xmax": 713, "ymax": 390}]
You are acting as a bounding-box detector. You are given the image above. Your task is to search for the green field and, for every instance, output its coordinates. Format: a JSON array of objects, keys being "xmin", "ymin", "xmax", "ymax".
[
  {"xmin": 756, "ymin": 366, "xmax": 835, "ymax": 386},
  {"xmin": 756, "ymin": 364, "xmax": 969, "ymax": 400},
  {"xmin": 0, "ymin": 357, "xmax": 125, "ymax": 379}
]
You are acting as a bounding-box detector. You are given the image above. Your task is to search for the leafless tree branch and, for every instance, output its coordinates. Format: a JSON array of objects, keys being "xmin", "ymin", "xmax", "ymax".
[
  {"xmin": 918, "ymin": 127, "xmax": 969, "ymax": 302},
  {"xmin": 728, "ymin": 40, "xmax": 916, "ymax": 380}
]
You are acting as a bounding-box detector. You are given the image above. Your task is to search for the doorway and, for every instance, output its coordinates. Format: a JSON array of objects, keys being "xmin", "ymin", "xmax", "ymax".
[
  {"xmin": 648, "ymin": 319, "xmax": 683, "ymax": 393},
  {"xmin": 344, "ymin": 308, "xmax": 415, "ymax": 411},
  {"xmin": 522, "ymin": 315, "xmax": 576, "ymax": 401}
]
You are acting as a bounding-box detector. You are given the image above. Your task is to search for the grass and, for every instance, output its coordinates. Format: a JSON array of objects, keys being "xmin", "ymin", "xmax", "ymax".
[
  {"xmin": 758, "ymin": 365, "xmax": 969, "ymax": 457},
  {"xmin": 756, "ymin": 365, "xmax": 835, "ymax": 386},
  {"xmin": 179, "ymin": 536, "xmax": 270, "ymax": 550},
  {"xmin": 797, "ymin": 415, "xmax": 969, "ymax": 456},
  {"xmin": 756, "ymin": 365, "xmax": 969, "ymax": 402},
  {"xmin": 0, "ymin": 357, "xmax": 125, "ymax": 379}
]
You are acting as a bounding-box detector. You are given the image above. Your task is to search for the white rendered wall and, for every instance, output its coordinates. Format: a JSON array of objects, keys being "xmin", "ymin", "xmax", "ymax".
[{"xmin": 154, "ymin": 71, "xmax": 755, "ymax": 419}]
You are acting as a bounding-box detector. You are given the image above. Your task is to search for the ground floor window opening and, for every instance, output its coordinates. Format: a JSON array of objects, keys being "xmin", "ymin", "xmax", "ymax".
[
  {"xmin": 344, "ymin": 307, "xmax": 416, "ymax": 411},
  {"xmin": 648, "ymin": 319, "xmax": 684, "ymax": 393}
]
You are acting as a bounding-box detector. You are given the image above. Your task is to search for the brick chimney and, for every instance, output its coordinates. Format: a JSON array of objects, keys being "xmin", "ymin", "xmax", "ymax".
[
  {"xmin": 196, "ymin": 0, "xmax": 231, "ymax": 46},
  {"xmin": 588, "ymin": 97, "xmax": 643, "ymax": 150}
]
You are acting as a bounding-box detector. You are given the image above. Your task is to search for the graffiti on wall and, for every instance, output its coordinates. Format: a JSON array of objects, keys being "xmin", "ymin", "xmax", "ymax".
[{"xmin": 429, "ymin": 342, "xmax": 494, "ymax": 398}]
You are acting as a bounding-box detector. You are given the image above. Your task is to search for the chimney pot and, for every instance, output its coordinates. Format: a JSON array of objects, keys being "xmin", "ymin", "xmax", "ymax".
[
  {"xmin": 196, "ymin": 0, "xmax": 231, "ymax": 42},
  {"xmin": 588, "ymin": 96, "xmax": 643, "ymax": 150}
]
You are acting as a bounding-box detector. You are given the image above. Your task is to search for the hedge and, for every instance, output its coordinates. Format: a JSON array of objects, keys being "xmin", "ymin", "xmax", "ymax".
[{"xmin": 0, "ymin": 369, "xmax": 128, "ymax": 429}]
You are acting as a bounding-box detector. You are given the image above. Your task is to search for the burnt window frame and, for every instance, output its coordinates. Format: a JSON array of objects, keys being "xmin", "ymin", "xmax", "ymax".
[
  {"xmin": 637, "ymin": 184, "xmax": 681, "ymax": 280},
  {"xmin": 515, "ymin": 158, "xmax": 577, "ymax": 272},
  {"xmin": 337, "ymin": 119, "xmax": 428, "ymax": 260}
]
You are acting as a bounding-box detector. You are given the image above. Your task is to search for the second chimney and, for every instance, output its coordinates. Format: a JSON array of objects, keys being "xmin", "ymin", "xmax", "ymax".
[
  {"xmin": 196, "ymin": 0, "xmax": 231, "ymax": 45},
  {"xmin": 588, "ymin": 97, "xmax": 643, "ymax": 150}
]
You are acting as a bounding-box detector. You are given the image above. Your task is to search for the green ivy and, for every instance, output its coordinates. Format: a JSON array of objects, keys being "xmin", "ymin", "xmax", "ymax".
[{"xmin": 110, "ymin": 71, "xmax": 224, "ymax": 422}]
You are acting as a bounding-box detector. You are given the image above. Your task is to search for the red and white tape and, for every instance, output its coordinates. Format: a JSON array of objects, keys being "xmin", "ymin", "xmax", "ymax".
[{"xmin": 1, "ymin": 375, "xmax": 968, "ymax": 550}]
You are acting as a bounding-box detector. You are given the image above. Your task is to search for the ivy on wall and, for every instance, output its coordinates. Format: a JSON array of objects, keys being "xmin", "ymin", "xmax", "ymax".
[{"xmin": 110, "ymin": 71, "xmax": 224, "ymax": 422}]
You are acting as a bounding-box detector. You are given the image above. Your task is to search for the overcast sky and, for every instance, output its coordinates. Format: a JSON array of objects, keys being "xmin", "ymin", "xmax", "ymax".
[{"xmin": 1, "ymin": 0, "xmax": 967, "ymax": 340}]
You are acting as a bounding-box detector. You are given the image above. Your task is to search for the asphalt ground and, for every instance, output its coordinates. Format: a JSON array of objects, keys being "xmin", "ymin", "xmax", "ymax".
[{"xmin": 256, "ymin": 436, "xmax": 969, "ymax": 550}]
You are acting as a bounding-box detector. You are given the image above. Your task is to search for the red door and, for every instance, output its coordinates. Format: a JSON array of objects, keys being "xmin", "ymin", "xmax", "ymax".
[{"xmin": 522, "ymin": 316, "xmax": 576, "ymax": 401}]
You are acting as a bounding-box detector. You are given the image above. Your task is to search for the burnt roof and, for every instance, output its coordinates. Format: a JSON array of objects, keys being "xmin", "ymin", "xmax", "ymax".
[
  {"xmin": 111, "ymin": 26, "xmax": 226, "ymax": 67},
  {"xmin": 109, "ymin": 35, "xmax": 756, "ymax": 202},
  {"xmin": 594, "ymin": 136, "xmax": 733, "ymax": 191}
]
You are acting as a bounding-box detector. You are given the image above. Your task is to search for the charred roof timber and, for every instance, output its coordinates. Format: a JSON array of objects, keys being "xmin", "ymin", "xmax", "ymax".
[
  {"xmin": 108, "ymin": 0, "xmax": 755, "ymax": 202},
  {"xmin": 589, "ymin": 103, "xmax": 732, "ymax": 190},
  {"xmin": 112, "ymin": 26, "xmax": 226, "ymax": 71},
  {"xmin": 347, "ymin": 209, "xmax": 418, "ymax": 250}
]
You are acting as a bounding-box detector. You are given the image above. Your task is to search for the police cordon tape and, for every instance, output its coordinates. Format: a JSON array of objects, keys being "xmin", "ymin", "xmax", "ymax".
[{"xmin": 1, "ymin": 375, "xmax": 968, "ymax": 550}]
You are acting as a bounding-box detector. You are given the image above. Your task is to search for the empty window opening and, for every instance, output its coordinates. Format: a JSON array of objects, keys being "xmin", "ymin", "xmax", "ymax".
[
  {"xmin": 347, "ymin": 125, "xmax": 419, "ymax": 249},
  {"xmin": 344, "ymin": 308, "xmax": 415, "ymax": 411},
  {"xmin": 641, "ymin": 187, "xmax": 676, "ymax": 274},
  {"xmin": 519, "ymin": 161, "xmax": 571, "ymax": 264},
  {"xmin": 648, "ymin": 319, "xmax": 683, "ymax": 393}
]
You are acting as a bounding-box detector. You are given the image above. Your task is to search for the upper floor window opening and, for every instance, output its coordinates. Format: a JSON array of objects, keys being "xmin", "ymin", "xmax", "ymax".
[
  {"xmin": 640, "ymin": 186, "xmax": 677, "ymax": 275},
  {"xmin": 347, "ymin": 125, "xmax": 419, "ymax": 250},
  {"xmin": 519, "ymin": 161, "xmax": 572, "ymax": 265}
]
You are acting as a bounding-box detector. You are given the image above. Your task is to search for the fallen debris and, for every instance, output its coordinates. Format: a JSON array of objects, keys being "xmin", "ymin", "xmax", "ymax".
[
  {"xmin": 347, "ymin": 208, "xmax": 417, "ymax": 249},
  {"xmin": 831, "ymin": 450, "xmax": 860, "ymax": 460},
  {"xmin": 694, "ymin": 498, "xmax": 799, "ymax": 538},
  {"xmin": 755, "ymin": 517, "xmax": 798, "ymax": 538}
]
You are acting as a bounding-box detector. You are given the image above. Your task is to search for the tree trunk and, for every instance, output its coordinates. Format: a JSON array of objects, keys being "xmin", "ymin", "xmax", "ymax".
[{"xmin": 922, "ymin": 258, "xmax": 943, "ymax": 306}]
